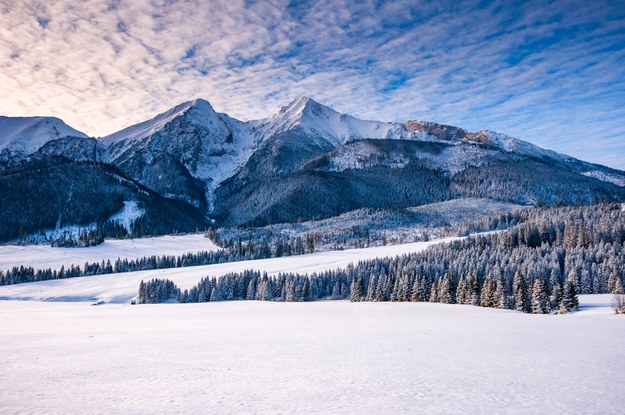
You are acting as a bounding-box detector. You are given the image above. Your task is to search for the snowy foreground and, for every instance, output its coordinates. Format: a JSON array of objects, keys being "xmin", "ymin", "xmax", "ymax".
[
  {"xmin": 0, "ymin": 296, "xmax": 622, "ymax": 414},
  {"xmin": 0, "ymin": 236, "xmax": 463, "ymax": 303},
  {"xmin": 1, "ymin": 236, "xmax": 623, "ymax": 413}
]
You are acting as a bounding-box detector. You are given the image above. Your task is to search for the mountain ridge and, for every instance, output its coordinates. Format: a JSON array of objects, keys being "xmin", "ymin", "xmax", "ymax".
[{"xmin": 1, "ymin": 96, "xmax": 625, "ymax": 239}]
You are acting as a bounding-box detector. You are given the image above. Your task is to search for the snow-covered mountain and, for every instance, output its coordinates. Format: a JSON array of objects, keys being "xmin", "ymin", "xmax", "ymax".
[
  {"xmin": 0, "ymin": 116, "xmax": 87, "ymax": 163},
  {"xmin": 254, "ymin": 97, "xmax": 409, "ymax": 145},
  {"xmin": 2, "ymin": 96, "xmax": 625, "ymax": 238},
  {"xmin": 99, "ymin": 98, "xmax": 258, "ymax": 209}
]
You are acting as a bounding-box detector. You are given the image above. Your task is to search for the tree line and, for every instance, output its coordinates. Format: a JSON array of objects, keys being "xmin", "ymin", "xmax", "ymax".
[
  {"xmin": 136, "ymin": 203, "xmax": 625, "ymax": 314},
  {"xmin": 0, "ymin": 234, "xmax": 316, "ymax": 286}
]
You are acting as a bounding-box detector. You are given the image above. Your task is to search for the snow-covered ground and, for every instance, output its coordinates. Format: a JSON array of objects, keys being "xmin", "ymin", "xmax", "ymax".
[
  {"xmin": 1, "ymin": 233, "xmax": 622, "ymax": 413},
  {"xmin": 0, "ymin": 296, "xmax": 622, "ymax": 414},
  {"xmin": 0, "ymin": 236, "xmax": 463, "ymax": 303},
  {"xmin": 0, "ymin": 233, "xmax": 219, "ymax": 272}
]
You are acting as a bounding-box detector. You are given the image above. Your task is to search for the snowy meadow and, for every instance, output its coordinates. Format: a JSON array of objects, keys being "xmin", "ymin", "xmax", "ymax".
[
  {"xmin": 1, "ymin": 233, "xmax": 623, "ymax": 414},
  {"xmin": 0, "ymin": 297, "xmax": 622, "ymax": 414}
]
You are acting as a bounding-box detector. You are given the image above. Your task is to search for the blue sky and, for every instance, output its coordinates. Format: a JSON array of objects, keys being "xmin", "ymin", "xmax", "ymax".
[{"xmin": 1, "ymin": 0, "xmax": 624, "ymax": 169}]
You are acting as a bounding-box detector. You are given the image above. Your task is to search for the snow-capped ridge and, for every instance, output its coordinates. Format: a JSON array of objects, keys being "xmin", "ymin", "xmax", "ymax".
[
  {"xmin": 100, "ymin": 98, "xmax": 221, "ymax": 145},
  {"xmin": 404, "ymin": 119, "xmax": 581, "ymax": 163},
  {"xmin": 0, "ymin": 115, "xmax": 87, "ymax": 156},
  {"xmin": 256, "ymin": 96, "xmax": 407, "ymax": 145}
]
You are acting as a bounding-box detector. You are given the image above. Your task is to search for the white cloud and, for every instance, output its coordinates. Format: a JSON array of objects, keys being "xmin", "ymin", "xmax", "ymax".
[{"xmin": 0, "ymin": 0, "xmax": 623, "ymax": 169}]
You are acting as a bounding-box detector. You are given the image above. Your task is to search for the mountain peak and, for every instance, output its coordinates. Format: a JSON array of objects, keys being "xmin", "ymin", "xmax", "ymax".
[
  {"xmin": 279, "ymin": 96, "xmax": 335, "ymax": 119},
  {"xmin": 256, "ymin": 97, "xmax": 407, "ymax": 146},
  {"xmin": 0, "ymin": 115, "xmax": 87, "ymax": 156},
  {"xmin": 185, "ymin": 98, "xmax": 215, "ymax": 111},
  {"xmin": 101, "ymin": 98, "xmax": 221, "ymax": 144},
  {"xmin": 167, "ymin": 98, "xmax": 217, "ymax": 119}
]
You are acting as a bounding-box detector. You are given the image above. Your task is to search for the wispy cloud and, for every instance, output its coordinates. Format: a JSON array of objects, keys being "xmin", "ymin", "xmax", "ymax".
[{"xmin": 0, "ymin": 0, "xmax": 624, "ymax": 169}]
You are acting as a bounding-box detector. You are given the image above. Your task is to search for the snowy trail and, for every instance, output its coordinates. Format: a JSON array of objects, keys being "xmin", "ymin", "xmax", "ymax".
[
  {"xmin": 0, "ymin": 233, "xmax": 220, "ymax": 271},
  {"xmin": 0, "ymin": 236, "xmax": 463, "ymax": 303}
]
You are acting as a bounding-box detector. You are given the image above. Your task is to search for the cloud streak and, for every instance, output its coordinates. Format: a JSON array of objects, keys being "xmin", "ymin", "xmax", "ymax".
[{"xmin": 0, "ymin": 0, "xmax": 624, "ymax": 169}]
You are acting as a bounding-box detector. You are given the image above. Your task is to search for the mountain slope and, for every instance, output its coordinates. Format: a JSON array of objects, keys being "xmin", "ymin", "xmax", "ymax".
[
  {"xmin": 0, "ymin": 116, "xmax": 87, "ymax": 164},
  {"xmin": 100, "ymin": 99, "xmax": 259, "ymax": 209},
  {"xmin": 0, "ymin": 158, "xmax": 207, "ymax": 241},
  {"xmin": 213, "ymin": 136, "xmax": 625, "ymax": 226},
  {"xmin": 2, "ymin": 96, "xmax": 625, "ymax": 237}
]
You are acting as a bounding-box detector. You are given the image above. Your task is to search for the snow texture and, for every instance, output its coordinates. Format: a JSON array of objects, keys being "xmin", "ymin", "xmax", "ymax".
[
  {"xmin": 582, "ymin": 170, "xmax": 625, "ymax": 187},
  {"xmin": 255, "ymin": 96, "xmax": 409, "ymax": 146},
  {"xmin": 0, "ymin": 296, "xmax": 622, "ymax": 414},
  {"xmin": 0, "ymin": 236, "xmax": 463, "ymax": 303},
  {"xmin": 107, "ymin": 200, "xmax": 144, "ymax": 232},
  {"xmin": 0, "ymin": 115, "xmax": 86, "ymax": 156},
  {"xmin": 0, "ymin": 233, "xmax": 219, "ymax": 272}
]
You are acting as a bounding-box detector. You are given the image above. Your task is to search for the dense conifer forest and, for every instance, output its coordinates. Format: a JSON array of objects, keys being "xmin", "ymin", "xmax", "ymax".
[
  {"xmin": 136, "ymin": 204, "xmax": 625, "ymax": 314},
  {"xmin": 3, "ymin": 203, "xmax": 624, "ymax": 315},
  {"xmin": 0, "ymin": 159, "xmax": 207, "ymax": 242}
]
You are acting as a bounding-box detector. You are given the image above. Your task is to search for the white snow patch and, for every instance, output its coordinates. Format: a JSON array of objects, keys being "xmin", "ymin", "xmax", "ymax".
[
  {"xmin": 0, "ymin": 233, "xmax": 219, "ymax": 272},
  {"xmin": 0, "ymin": 296, "xmax": 622, "ymax": 414},
  {"xmin": 108, "ymin": 201, "xmax": 144, "ymax": 232},
  {"xmin": 326, "ymin": 141, "xmax": 410, "ymax": 171},
  {"xmin": 582, "ymin": 170, "xmax": 625, "ymax": 187},
  {"xmin": 436, "ymin": 144, "xmax": 494, "ymax": 174}
]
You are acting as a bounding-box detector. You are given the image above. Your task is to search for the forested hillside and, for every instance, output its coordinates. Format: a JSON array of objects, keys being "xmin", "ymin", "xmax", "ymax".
[
  {"xmin": 0, "ymin": 159, "xmax": 207, "ymax": 241},
  {"xmin": 138, "ymin": 204, "xmax": 625, "ymax": 314}
]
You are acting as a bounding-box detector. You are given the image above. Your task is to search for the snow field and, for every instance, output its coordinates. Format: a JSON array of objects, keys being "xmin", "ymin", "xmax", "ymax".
[
  {"xmin": 0, "ymin": 233, "xmax": 220, "ymax": 272},
  {"xmin": 0, "ymin": 297, "xmax": 622, "ymax": 414},
  {"xmin": 0, "ymin": 236, "xmax": 463, "ymax": 303}
]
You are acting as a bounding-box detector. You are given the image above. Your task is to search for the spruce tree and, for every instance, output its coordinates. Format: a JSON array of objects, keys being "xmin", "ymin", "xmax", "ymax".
[
  {"xmin": 531, "ymin": 278, "xmax": 550, "ymax": 314},
  {"xmin": 350, "ymin": 277, "xmax": 364, "ymax": 302},
  {"xmin": 513, "ymin": 271, "xmax": 530, "ymax": 313},
  {"xmin": 480, "ymin": 278, "xmax": 496, "ymax": 308},
  {"xmin": 438, "ymin": 273, "xmax": 453, "ymax": 304}
]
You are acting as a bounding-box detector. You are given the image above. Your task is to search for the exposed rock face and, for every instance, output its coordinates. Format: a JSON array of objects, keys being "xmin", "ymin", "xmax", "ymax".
[{"xmin": 406, "ymin": 120, "xmax": 490, "ymax": 145}]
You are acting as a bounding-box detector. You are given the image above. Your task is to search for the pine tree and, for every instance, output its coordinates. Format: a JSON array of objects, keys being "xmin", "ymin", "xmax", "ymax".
[
  {"xmin": 468, "ymin": 273, "xmax": 480, "ymax": 306},
  {"xmin": 429, "ymin": 281, "xmax": 439, "ymax": 303},
  {"xmin": 494, "ymin": 275, "xmax": 508, "ymax": 309},
  {"xmin": 550, "ymin": 282, "xmax": 563, "ymax": 312},
  {"xmin": 350, "ymin": 277, "xmax": 364, "ymax": 302},
  {"xmin": 438, "ymin": 273, "xmax": 453, "ymax": 304},
  {"xmin": 480, "ymin": 278, "xmax": 496, "ymax": 308},
  {"xmin": 560, "ymin": 279, "xmax": 579, "ymax": 313},
  {"xmin": 456, "ymin": 276, "xmax": 468, "ymax": 304},
  {"xmin": 410, "ymin": 276, "xmax": 420, "ymax": 302},
  {"xmin": 513, "ymin": 271, "xmax": 530, "ymax": 313},
  {"xmin": 531, "ymin": 278, "xmax": 550, "ymax": 314}
]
